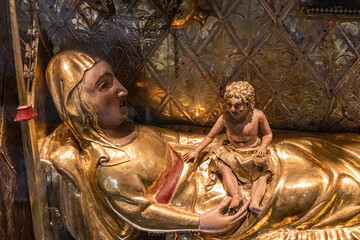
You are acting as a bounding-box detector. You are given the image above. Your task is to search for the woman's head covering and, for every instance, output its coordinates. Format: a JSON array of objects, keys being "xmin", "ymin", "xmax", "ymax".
[{"xmin": 46, "ymin": 49, "xmax": 118, "ymax": 148}]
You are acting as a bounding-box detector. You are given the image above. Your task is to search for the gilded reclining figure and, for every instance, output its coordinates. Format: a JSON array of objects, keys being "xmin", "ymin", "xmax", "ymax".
[{"xmin": 40, "ymin": 49, "xmax": 360, "ymax": 240}]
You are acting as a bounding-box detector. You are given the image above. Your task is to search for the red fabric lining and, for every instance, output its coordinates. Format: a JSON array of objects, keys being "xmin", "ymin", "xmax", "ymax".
[{"xmin": 155, "ymin": 151, "xmax": 183, "ymax": 204}]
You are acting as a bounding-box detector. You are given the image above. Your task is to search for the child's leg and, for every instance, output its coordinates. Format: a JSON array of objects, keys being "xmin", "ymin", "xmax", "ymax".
[
  {"xmin": 250, "ymin": 172, "xmax": 269, "ymax": 213},
  {"xmin": 218, "ymin": 161, "xmax": 241, "ymax": 208}
]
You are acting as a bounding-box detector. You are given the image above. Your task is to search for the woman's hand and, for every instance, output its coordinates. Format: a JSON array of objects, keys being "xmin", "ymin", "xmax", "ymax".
[
  {"xmin": 183, "ymin": 151, "xmax": 199, "ymax": 163},
  {"xmin": 199, "ymin": 197, "xmax": 249, "ymax": 233}
]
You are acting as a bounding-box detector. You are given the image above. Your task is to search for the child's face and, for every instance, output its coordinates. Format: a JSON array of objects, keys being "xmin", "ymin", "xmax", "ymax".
[{"xmin": 226, "ymin": 97, "xmax": 249, "ymax": 119}]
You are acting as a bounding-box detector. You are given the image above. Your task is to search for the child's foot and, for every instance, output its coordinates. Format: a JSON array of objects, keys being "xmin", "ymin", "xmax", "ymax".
[
  {"xmin": 249, "ymin": 202, "xmax": 262, "ymax": 214},
  {"xmin": 229, "ymin": 194, "xmax": 242, "ymax": 209}
]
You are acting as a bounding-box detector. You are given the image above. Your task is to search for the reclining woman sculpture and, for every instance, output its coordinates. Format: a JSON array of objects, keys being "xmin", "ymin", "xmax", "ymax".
[{"xmin": 41, "ymin": 49, "xmax": 360, "ymax": 240}]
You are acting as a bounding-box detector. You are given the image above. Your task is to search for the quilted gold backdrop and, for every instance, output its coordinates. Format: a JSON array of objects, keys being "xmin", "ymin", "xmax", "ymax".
[{"xmin": 31, "ymin": 0, "xmax": 360, "ymax": 132}]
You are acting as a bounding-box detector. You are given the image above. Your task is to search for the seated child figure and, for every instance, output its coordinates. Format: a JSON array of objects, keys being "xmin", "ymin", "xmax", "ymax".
[{"xmin": 183, "ymin": 81, "xmax": 273, "ymax": 214}]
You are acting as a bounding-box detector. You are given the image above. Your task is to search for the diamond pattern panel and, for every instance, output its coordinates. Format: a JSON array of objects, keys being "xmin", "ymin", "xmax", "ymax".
[
  {"xmin": 340, "ymin": 22, "xmax": 360, "ymax": 51},
  {"xmin": 283, "ymin": 9, "xmax": 329, "ymax": 53},
  {"xmin": 210, "ymin": 0, "xmax": 237, "ymax": 16},
  {"xmin": 336, "ymin": 71, "xmax": 360, "ymax": 124},
  {"xmin": 118, "ymin": 0, "xmax": 168, "ymax": 58},
  {"xmin": 203, "ymin": 101, "xmax": 223, "ymax": 126},
  {"xmin": 30, "ymin": 0, "xmax": 360, "ymax": 131},
  {"xmin": 160, "ymin": 98, "xmax": 189, "ymax": 123},
  {"xmin": 252, "ymin": 31, "xmax": 297, "ymax": 91},
  {"xmin": 263, "ymin": 97, "xmax": 293, "ymax": 129},
  {"xmin": 37, "ymin": 0, "xmax": 80, "ymax": 49},
  {"xmin": 199, "ymin": 27, "xmax": 245, "ymax": 88},
  {"xmin": 178, "ymin": 10, "xmax": 221, "ymax": 53},
  {"xmin": 146, "ymin": 33, "xmax": 189, "ymax": 91},
  {"xmin": 276, "ymin": 63, "xmax": 329, "ymax": 130},
  {"xmin": 172, "ymin": 65, "xmax": 221, "ymax": 125},
  {"xmin": 126, "ymin": 63, "xmax": 168, "ymax": 122},
  {"xmin": 69, "ymin": 2, "xmax": 111, "ymax": 46},
  {"xmin": 265, "ymin": 0, "xmax": 290, "ymax": 17},
  {"xmin": 108, "ymin": 32, "xmax": 143, "ymax": 84},
  {"xmin": 327, "ymin": 100, "xmax": 359, "ymax": 132},
  {"xmin": 308, "ymin": 28, "xmax": 357, "ymax": 88},
  {"xmin": 226, "ymin": 0, "xmax": 274, "ymax": 54}
]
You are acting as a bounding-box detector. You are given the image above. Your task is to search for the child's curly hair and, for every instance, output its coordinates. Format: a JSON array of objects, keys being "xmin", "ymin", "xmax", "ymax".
[{"xmin": 224, "ymin": 81, "xmax": 255, "ymax": 109}]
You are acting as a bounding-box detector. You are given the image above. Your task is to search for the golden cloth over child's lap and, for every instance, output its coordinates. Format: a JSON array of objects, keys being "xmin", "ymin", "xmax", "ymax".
[{"xmin": 209, "ymin": 140, "xmax": 274, "ymax": 188}]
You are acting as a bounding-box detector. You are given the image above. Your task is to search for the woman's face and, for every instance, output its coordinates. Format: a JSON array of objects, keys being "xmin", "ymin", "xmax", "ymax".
[{"xmin": 82, "ymin": 60, "xmax": 128, "ymax": 129}]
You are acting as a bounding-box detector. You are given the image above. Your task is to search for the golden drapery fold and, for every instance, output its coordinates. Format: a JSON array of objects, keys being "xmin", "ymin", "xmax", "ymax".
[{"xmin": 41, "ymin": 125, "xmax": 360, "ymax": 240}]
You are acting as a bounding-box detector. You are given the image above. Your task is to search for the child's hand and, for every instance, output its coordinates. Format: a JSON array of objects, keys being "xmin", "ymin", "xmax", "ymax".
[
  {"xmin": 183, "ymin": 151, "xmax": 199, "ymax": 162},
  {"xmin": 256, "ymin": 146, "xmax": 267, "ymax": 158}
]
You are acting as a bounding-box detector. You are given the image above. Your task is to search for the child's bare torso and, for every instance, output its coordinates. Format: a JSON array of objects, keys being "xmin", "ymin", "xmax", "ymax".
[{"xmin": 223, "ymin": 109, "xmax": 262, "ymax": 148}]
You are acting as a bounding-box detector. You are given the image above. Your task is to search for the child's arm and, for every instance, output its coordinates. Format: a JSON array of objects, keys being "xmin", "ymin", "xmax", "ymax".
[
  {"xmin": 257, "ymin": 111, "xmax": 273, "ymax": 157},
  {"xmin": 183, "ymin": 115, "xmax": 225, "ymax": 162}
]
